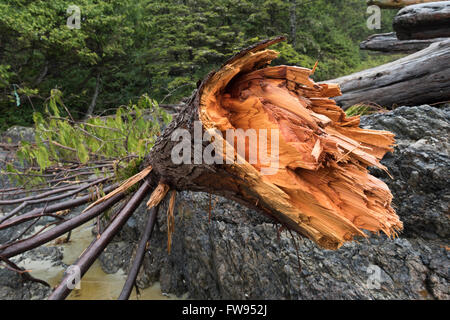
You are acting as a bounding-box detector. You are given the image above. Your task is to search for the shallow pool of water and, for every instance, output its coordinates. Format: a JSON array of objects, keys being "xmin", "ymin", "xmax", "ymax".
[{"xmin": 17, "ymin": 222, "xmax": 186, "ymax": 300}]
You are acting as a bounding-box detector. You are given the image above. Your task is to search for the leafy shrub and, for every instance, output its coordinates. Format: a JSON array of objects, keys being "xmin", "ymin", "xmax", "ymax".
[{"xmin": 4, "ymin": 90, "xmax": 171, "ymax": 187}]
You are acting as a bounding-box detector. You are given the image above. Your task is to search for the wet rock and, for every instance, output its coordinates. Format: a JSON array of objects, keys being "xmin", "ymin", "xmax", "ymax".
[
  {"xmin": 2, "ymin": 106, "xmax": 448, "ymax": 300},
  {"xmin": 123, "ymin": 190, "xmax": 447, "ymax": 300},
  {"xmin": 13, "ymin": 246, "xmax": 64, "ymax": 268},
  {"xmin": 0, "ymin": 247, "xmax": 63, "ymax": 300},
  {"xmin": 106, "ymin": 105, "xmax": 448, "ymax": 300},
  {"xmin": 1, "ymin": 126, "xmax": 35, "ymax": 145},
  {"xmin": 361, "ymin": 105, "xmax": 450, "ymax": 240},
  {"xmin": 98, "ymin": 241, "xmax": 134, "ymax": 274},
  {"xmin": 0, "ymin": 268, "xmax": 51, "ymax": 300}
]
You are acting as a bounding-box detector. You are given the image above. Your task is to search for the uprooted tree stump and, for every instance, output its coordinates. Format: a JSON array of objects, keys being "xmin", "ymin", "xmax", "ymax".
[
  {"xmin": 145, "ymin": 36, "xmax": 402, "ymax": 249},
  {"xmin": 0, "ymin": 37, "xmax": 403, "ymax": 299}
]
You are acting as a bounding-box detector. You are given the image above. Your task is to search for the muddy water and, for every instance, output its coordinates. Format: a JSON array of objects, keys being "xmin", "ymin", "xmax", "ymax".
[{"xmin": 18, "ymin": 222, "xmax": 186, "ymax": 300}]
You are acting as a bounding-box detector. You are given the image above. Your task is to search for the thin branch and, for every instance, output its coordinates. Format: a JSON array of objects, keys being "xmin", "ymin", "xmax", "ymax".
[
  {"xmin": 50, "ymin": 141, "xmax": 112, "ymax": 160},
  {"xmin": 0, "ymin": 143, "xmax": 18, "ymax": 151},
  {"xmin": 1, "ymin": 172, "xmax": 112, "ymax": 191},
  {"xmin": 48, "ymin": 181, "xmax": 152, "ymax": 300},
  {"xmin": 0, "ymin": 177, "xmax": 109, "ymax": 206},
  {"xmin": 83, "ymin": 166, "xmax": 152, "ymax": 212},
  {"xmin": 0, "ymin": 176, "xmax": 102, "ymax": 196},
  {"xmin": 48, "ymin": 117, "xmax": 122, "ymax": 133},
  {"xmin": 0, "ymin": 178, "xmax": 110, "ymax": 226},
  {"xmin": 0, "ymin": 185, "xmax": 127, "ymax": 259},
  {"xmin": 2, "ymin": 202, "xmax": 50, "ymax": 247},
  {"xmin": 0, "ymin": 183, "xmax": 118, "ymax": 230},
  {"xmin": 0, "ymin": 216, "xmax": 65, "ymax": 251},
  {"xmin": 0, "ymin": 202, "xmax": 27, "ymax": 224},
  {"xmin": 118, "ymin": 205, "xmax": 159, "ymax": 300}
]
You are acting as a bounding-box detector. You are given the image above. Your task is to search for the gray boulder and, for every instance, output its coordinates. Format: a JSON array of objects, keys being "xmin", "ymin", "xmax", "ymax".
[
  {"xmin": 101, "ymin": 105, "xmax": 449, "ymax": 300},
  {"xmin": 361, "ymin": 105, "xmax": 449, "ymax": 240}
]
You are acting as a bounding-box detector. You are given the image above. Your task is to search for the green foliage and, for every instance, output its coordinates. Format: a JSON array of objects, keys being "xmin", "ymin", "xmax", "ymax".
[
  {"xmin": 7, "ymin": 90, "xmax": 171, "ymax": 186},
  {"xmin": 1, "ymin": 0, "xmax": 399, "ymax": 131},
  {"xmin": 345, "ymin": 104, "xmax": 387, "ymax": 117}
]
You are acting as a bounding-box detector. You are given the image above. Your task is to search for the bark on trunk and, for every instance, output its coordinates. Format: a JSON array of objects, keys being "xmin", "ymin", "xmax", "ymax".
[
  {"xmin": 393, "ymin": 1, "xmax": 450, "ymax": 40},
  {"xmin": 360, "ymin": 32, "xmax": 448, "ymax": 53},
  {"xmin": 367, "ymin": 0, "xmax": 447, "ymax": 9},
  {"xmin": 325, "ymin": 39, "xmax": 450, "ymax": 109},
  {"xmin": 143, "ymin": 37, "xmax": 402, "ymax": 250}
]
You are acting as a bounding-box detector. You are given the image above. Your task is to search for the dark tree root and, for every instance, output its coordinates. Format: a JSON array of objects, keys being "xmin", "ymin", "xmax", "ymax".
[
  {"xmin": 0, "ymin": 183, "xmax": 119, "ymax": 230},
  {"xmin": 0, "ymin": 177, "xmax": 110, "ymax": 206},
  {"xmin": 118, "ymin": 204, "xmax": 159, "ymax": 300},
  {"xmin": 48, "ymin": 180, "xmax": 152, "ymax": 300},
  {"xmin": 0, "ymin": 186, "xmax": 126, "ymax": 259}
]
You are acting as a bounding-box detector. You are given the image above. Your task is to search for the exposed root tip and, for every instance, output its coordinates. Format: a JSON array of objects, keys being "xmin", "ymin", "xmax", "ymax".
[
  {"xmin": 146, "ymin": 181, "xmax": 170, "ymax": 209},
  {"xmin": 83, "ymin": 166, "xmax": 152, "ymax": 212}
]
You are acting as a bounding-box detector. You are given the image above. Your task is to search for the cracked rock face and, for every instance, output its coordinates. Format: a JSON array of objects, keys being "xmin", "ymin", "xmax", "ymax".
[
  {"xmin": 361, "ymin": 105, "xmax": 450, "ymax": 240},
  {"xmin": 1, "ymin": 105, "xmax": 448, "ymax": 300},
  {"xmin": 0, "ymin": 246, "xmax": 62, "ymax": 300},
  {"xmin": 0, "ymin": 268, "xmax": 51, "ymax": 300},
  {"xmin": 1, "ymin": 126, "xmax": 35, "ymax": 145},
  {"xmin": 103, "ymin": 105, "xmax": 448, "ymax": 300}
]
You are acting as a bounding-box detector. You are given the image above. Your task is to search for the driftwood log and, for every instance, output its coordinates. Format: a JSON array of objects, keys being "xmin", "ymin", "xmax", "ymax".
[
  {"xmin": 367, "ymin": 0, "xmax": 447, "ymax": 9},
  {"xmin": 393, "ymin": 1, "xmax": 450, "ymax": 40},
  {"xmin": 360, "ymin": 32, "xmax": 448, "ymax": 53},
  {"xmin": 325, "ymin": 39, "xmax": 450, "ymax": 109}
]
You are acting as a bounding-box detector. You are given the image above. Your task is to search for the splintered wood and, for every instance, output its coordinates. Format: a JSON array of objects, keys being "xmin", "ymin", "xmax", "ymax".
[
  {"xmin": 199, "ymin": 48, "xmax": 403, "ymax": 250},
  {"xmin": 83, "ymin": 166, "xmax": 152, "ymax": 212},
  {"xmin": 147, "ymin": 182, "xmax": 170, "ymax": 208}
]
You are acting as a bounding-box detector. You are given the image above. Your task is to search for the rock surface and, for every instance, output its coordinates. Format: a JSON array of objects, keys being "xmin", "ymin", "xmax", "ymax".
[
  {"xmin": 0, "ymin": 268, "xmax": 51, "ymax": 300},
  {"xmin": 362, "ymin": 105, "xmax": 449, "ymax": 240},
  {"xmin": 1, "ymin": 105, "xmax": 449, "ymax": 300},
  {"xmin": 0, "ymin": 246, "xmax": 62, "ymax": 300},
  {"xmin": 1, "ymin": 126, "xmax": 35, "ymax": 145},
  {"xmin": 98, "ymin": 105, "xmax": 449, "ymax": 300}
]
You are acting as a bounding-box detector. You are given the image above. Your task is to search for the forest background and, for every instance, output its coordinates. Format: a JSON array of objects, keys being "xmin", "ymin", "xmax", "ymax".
[{"xmin": 0, "ymin": 0, "xmax": 398, "ymax": 131}]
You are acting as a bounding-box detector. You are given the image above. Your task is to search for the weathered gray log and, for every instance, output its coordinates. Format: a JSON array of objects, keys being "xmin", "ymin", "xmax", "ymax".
[
  {"xmin": 325, "ymin": 40, "xmax": 450, "ymax": 109},
  {"xmin": 394, "ymin": 1, "xmax": 450, "ymax": 40},
  {"xmin": 367, "ymin": 0, "xmax": 447, "ymax": 9},
  {"xmin": 360, "ymin": 32, "xmax": 448, "ymax": 53}
]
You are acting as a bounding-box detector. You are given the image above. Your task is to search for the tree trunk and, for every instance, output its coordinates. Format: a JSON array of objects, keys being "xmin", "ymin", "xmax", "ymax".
[
  {"xmin": 367, "ymin": 0, "xmax": 447, "ymax": 9},
  {"xmin": 143, "ymin": 37, "xmax": 402, "ymax": 250},
  {"xmin": 325, "ymin": 39, "xmax": 450, "ymax": 109},
  {"xmin": 290, "ymin": 0, "xmax": 297, "ymax": 48},
  {"xmin": 360, "ymin": 32, "xmax": 448, "ymax": 53},
  {"xmin": 86, "ymin": 74, "xmax": 101, "ymax": 117},
  {"xmin": 393, "ymin": 1, "xmax": 450, "ymax": 40}
]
